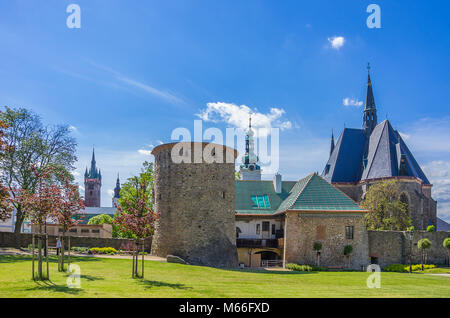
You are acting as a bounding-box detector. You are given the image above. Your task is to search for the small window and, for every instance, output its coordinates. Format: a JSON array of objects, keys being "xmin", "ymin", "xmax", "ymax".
[
  {"xmin": 58, "ymin": 229, "xmax": 63, "ymax": 233},
  {"xmin": 222, "ymin": 191, "xmax": 226, "ymax": 199},
  {"xmin": 90, "ymin": 191, "xmax": 93, "ymax": 196},
  {"xmin": 69, "ymin": 229, "xmax": 77, "ymax": 233},
  {"xmin": 92, "ymin": 229, "xmax": 100, "ymax": 234},
  {"xmin": 251, "ymin": 195, "xmax": 271, "ymax": 208},
  {"xmin": 256, "ymin": 224, "xmax": 260, "ymax": 235},
  {"xmin": 345, "ymin": 226, "xmax": 354, "ymax": 240},
  {"xmin": 271, "ymin": 224, "xmax": 276, "ymax": 235},
  {"xmin": 81, "ymin": 229, "xmax": 89, "ymax": 233}
]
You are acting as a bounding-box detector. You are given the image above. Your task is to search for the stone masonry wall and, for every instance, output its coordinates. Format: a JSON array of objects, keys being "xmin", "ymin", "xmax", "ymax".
[
  {"xmin": 151, "ymin": 142, "xmax": 238, "ymax": 268},
  {"xmin": 335, "ymin": 178, "xmax": 437, "ymax": 230},
  {"xmin": 368, "ymin": 230, "xmax": 449, "ymax": 268},
  {"xmin": 0, "ymin": 232, "xmax": 152, "ymax": 251},
  {"xmin": 284, "ymin": 212, "xmax": 369, "ymax": 270}
]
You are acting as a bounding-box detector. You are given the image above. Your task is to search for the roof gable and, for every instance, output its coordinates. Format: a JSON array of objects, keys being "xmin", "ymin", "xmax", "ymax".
[
  {"xmin": 322, "ymin": 128, "xmax": 366, "ymax": 183},
  {"xmin": 276, "ymin": 174, "xmax": 365, "ymax": 213}
]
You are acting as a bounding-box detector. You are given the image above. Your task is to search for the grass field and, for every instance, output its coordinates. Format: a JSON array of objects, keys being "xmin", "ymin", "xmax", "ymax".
[{"xmin": 0, "ymin": 255, "xmax": 449, "ymax": 298}]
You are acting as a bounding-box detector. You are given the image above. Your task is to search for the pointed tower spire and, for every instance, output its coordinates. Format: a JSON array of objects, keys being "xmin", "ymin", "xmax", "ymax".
[
  {"xmin": 330, "ymin": 130, "xmax": 335, "ymax": 157},
  {"xmin": 363, "ymin": 63, "xmax": 378, "ymax": 136}
]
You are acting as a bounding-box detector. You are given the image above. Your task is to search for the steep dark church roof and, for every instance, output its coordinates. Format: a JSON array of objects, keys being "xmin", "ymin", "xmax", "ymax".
[
  {"xmin": 322, "ymin": 68, "xmax": 430, "ymax": 185},
  {"xmin": 84, "ymin": 148, "xmax": 102, "ymax": 180}
]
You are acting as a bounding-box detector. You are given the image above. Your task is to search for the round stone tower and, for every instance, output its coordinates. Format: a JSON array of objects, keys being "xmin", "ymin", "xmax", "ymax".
[{"xmin": 151, "ymin": 142, "xmax": 238, "ymax": 268}]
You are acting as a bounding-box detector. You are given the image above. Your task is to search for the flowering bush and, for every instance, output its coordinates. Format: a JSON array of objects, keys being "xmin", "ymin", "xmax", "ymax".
[
  {"xmin": 89, "ymin": 247, "xmax": 117, "ymax": 255},
  {"xmin": 384, "ymin": 264, "xmax": 436, "ymax": 272}
]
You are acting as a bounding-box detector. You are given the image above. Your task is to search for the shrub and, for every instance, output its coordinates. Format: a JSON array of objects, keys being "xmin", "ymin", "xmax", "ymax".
[
  {"xmin": 384, "ymin": 264, "xmax": 436, "ymax": 272},
  {"xmin": 344, "ymin": 245, "xmax": 353, "ymax": 255},
  {"xmin": 71, "ymin": 246, "xmax": 89, "ymax": 253},
  {"xmin": 89, "ymin": 247, "xmax": 118, "ymax": 255},
  {"xmin": 443, "ymin": 238, "xmax": 450, "ymax": 249},
  {"xmin": 313, "ymin": 242, "xmax": 322, "ymax": 251},
  {"xmin": 426, "ymin": 225, "xmax": 436, "ymax": 232},
  {"xmin": 418, "ymin": 238, "xmax": 432, "ymax": 250},
  {"xmin": 286, "ymin": 264, "xmax": 314, "ymax": 272}
]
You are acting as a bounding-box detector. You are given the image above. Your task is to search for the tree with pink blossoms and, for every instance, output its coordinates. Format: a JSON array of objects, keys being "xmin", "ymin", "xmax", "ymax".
[
  {"xmin": 51, "ymin": 173, "xmax": 85, "ymax": 272},
  {"xmin": 17, "ymin": 166, "xmax": 62, "ymax": 280},
  {"xmin": 114, "ymin": 162, "xmax": 159, "ymax": 279}
]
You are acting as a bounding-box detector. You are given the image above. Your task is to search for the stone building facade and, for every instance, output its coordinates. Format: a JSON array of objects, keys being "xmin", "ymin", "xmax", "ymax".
[
  {"xmin": 283, "ymin": 212, "xmax": 369, "ymax": 270},
  {"xmin": 151, "ymin": 142, "xmax": 238, "ymax": 267}
]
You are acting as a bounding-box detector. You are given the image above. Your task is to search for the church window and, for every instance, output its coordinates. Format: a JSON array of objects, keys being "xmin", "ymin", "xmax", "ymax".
[
  {"xmin": 251, "ymin": 195, "xmax": 271, "ymax": 208},
  {"xmin": 345, "ymin": 226, "xmax": 354, "ymax": 239}
]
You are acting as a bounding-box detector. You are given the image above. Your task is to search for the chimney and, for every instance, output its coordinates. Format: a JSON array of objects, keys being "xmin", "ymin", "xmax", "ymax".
[{"xmin": 273, "ymin": 173, "xmax": 282, "ymax": 193}]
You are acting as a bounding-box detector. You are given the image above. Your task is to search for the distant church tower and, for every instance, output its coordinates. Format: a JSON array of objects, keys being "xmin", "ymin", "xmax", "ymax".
[
  {"xmin": 112, "ymin": 174, "xmax": 121, "ymax": 207},
  {"xmin": 84, "ymin": 148, "xmax": 102, "ymax": 207},
  {"xmin": 363, "ymin": 63, "xmax": 378, "ymax": 136},
  {"xmin": 239, "ymin": 116, "xmax": 261, "ymax": 181}
]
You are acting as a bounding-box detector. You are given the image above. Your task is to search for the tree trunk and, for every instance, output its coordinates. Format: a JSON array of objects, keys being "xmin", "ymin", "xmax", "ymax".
[
  {"xmin": 61, "ymin": 230, "xmax": 66, "ymax": 272},
  {"xmin": 132, "ymin": 244, "xmax": 135, "ymax": 278},
  {"xmin": 142, "ymin": 240, "xmax": 145, "ymax": 279},
  {"xmin": 32, "ymin": 235, "xmax": 35, "ymax": 280},
  {"xmin": 13, "ymin": 208, "xmax": 24, "ymax": 248},
  {"xmin": 38, "ymin": 227, "xmax": 42, "ymax": 280}
]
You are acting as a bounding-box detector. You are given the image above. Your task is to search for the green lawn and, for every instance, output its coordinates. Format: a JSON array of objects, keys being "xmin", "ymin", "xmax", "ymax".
[{"xmin": 0, "ymin": 255, "xmax": 449, "ymax": 298}]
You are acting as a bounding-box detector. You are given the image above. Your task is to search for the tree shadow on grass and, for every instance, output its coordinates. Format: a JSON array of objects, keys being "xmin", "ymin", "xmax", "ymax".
[
  {"xmin": 138, "ymin": 279, "xmax": 192, "ymax": 290},
  {"xmin": 26, "ymin": 280, "xmax": 82, "ymax": 295},
  {"xmin": 0, "ymin": 254, "xmax": 101, "ymax": 264}
]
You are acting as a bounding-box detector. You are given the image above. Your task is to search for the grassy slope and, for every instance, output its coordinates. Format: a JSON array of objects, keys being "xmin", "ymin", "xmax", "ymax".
[{"xmin": 0, "ymin": 255, "xmax": 449, "ymax": 298}]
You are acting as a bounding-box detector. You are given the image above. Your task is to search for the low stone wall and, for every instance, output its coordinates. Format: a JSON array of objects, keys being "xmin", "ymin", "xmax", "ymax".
[
  {"xmin": 368, "ymin": 230, "xmax": 449, "ymax": 268},
  {"xmin": 0, "ymin": 232, "xmax": 152, "ymax": 252}
]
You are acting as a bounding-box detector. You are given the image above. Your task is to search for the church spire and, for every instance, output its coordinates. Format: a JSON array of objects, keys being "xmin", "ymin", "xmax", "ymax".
[
  {"xmin": 363, "ymin": 63, "xmax": 378, "ymax": 136},
  {"xmin": 330, "ymin": 130, "xmax": 335, "ymax": 157}
]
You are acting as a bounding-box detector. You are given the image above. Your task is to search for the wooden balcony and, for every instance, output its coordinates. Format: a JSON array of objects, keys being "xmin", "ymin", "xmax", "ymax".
[{"xmin": 236, "ymin": 238, "xmax": 279, "ymax": 248}]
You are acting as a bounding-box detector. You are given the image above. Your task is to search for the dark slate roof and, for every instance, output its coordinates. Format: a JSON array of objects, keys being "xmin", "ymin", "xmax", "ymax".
[
  {"xmin": 437, "ymin": 217, "xmax": 450, "ymax": 232},
  {"xmin": 275, "ymin": 173, "xmax": 365, "ymax": 213},
  {"xmin": 365, "ymin": 74, "xmax": 376, "ymax": 110},
  {"xmin": 322, "ymin": 120, "xmax": 430, "ymax": 185},
  {"xmin": 322, "ymin": 128, "xmax": 366, "ymax": 183},
  {"xmin": 235, "ymin": 174, "xmax": 365, "ymax": 215},
  {"xmin": 361, "ymin": 120, "xmax": 430, "ymax": 184},
  {"xmin": 235, "ymin": 180, "xmax": 296, "ymax": 215}
]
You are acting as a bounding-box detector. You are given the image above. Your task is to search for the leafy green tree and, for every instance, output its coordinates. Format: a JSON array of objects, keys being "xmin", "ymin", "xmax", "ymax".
[
  {"xmin": 88, "ymin": 214, "xmax": 114, "ymax": 225},
  {"xmin": 114, "ymin": 161, "xmax": 154, "ymax": 239},
  {"xmin": 0, "ymin": 107, "xmax": 77, "ymax": 236},
  {"xmin": 443, "ymin": 238, "xmax": 450, "ymax": 266},
  {"xmin": 88, "ymin": 214, "xmax": 120, "ymax": 238},
  {"xmin": 313, "ymin": 242, "xmax": 322, "ymax": 266},
  {"xmin": 426, "ymin": 225, "xmax": 436, "ymax": 232},
  {"xmin": 361, "ymin": 180, "xmax": 411, "ymax": 231},
  {"xmin": 418, "ymin": 238, "xmax": 432, "ymax": 270}
]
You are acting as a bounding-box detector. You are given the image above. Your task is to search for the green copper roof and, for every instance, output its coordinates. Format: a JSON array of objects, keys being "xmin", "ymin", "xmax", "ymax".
[
  {"xmin": 275, "ymin": 173, "xmax": 365, "ymax": 213},
  {"xmin": 235, "ymin": 173, "xmax": 365, "ymax": 215}
]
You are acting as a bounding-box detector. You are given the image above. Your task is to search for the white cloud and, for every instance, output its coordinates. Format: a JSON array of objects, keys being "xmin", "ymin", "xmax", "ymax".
[
  {"xmin": 138, "ymin": 149, "xmax": 152, "ymax": 156},
  {"xmin": 83, "ymin": 61, "xmax": 185, "ymax": 105},
  {"xmin": 328, "ymin": 36, "xmax": 345, "ymax": 50},
  {"xmin": 69, "ymin": 125, "xmax": 78, "ymax": 132},
  {"xmin": 422, "ymin": 160, "xmax": 450, "ymax": 222},
  {"xmin": 197, "ymin": 102, "xmax": 293, "ymax": 137},
  {"xmin": 343, "ymin": 98, "xmax": 363, "ymax": 107},
  {"xmin": 107, "ymin": 189, "xmax": 114, "ymax": 198}
]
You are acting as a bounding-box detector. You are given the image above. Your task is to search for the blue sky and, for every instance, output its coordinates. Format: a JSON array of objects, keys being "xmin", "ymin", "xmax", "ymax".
[{"xmin": 1, "ymin": 1, "xmax": 449, "ymax": 220}]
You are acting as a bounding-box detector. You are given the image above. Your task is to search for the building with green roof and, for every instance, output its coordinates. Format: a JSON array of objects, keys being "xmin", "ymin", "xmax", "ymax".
[{"xmin": 235, "ymin": 173, "xmax": 368, "ymax": 269}]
